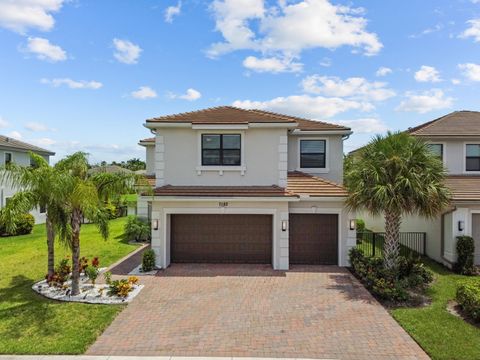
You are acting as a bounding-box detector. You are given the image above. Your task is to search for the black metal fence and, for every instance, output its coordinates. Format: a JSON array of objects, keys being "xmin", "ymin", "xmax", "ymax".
[{"xmin": 356, "ymin": 231, "xmax": 426, "ymax": 258}]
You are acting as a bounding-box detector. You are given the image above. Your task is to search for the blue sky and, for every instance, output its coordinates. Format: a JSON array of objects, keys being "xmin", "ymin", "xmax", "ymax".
[{"xmin": 1, "ymin": 0, "xmax": 480, "ymax": 163}]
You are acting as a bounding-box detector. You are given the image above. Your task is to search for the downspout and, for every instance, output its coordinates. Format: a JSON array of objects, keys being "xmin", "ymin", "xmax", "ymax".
[{"xmin": 441, "ymin": 206, "xmax": 457, "ymax": 267}]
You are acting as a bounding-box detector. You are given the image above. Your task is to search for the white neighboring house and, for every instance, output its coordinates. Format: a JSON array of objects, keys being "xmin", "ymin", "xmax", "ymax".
[
  {"xmin": 138, "ymin": 106, "xmax": 356, "ymax": 270},
  {"xmin": 360, "ymin": 111, "xmax": 480, "ymax": 267},
  {"xmin": 0, "ymin": 135, "xmax": 55, "ymax": 224}
]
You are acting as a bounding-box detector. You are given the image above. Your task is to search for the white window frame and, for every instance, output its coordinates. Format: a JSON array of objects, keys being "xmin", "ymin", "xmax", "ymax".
[
  {"xmin": 196, "ymin": 130, "xmax": 246, "ymax": 175},
  {"xmin": 4, "ymin": 152, "xmax": 12, "ymax": 166},
  {"xmin": 297, "ymin": 137, "xmax": 329, "ymax": 173},
  {"xmin": 463, "ymin": 142, "xmax": 480, "ymax": 174},
  {"xmin": 426, "ymin": 142, "xmax": 447, "ymax": 166}
]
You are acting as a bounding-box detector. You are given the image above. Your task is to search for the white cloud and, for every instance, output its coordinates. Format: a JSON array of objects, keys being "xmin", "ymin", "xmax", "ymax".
[
  {"xmin": 169, "ymin": 88, "xmax": 202, "ymax": 101},
  {"xmin": 31, "ymin": 137, "xmax": 56, "ymax": 147},
  {"xmin": 233, "ymin": 95, "xmax": 373, "ymax": 119},
  {"xmin": 25, "ymin": 37, "xmax": 67, "ymax": 62},
  {"xmin": 396, "ymin": 89, "xmax": 453, "ymax": 113},
  {"xmin": 131, "ymin": 86, "xmax": 158, "ymax": 99},
  {"xmin": 208, "ymin": 0, "xmax": 382, "ymax": 59},
  {"xmin": 337, "ymin": 118, "xmax": 388, "ymax": 134},
  {"xmin": 7, "ymin": 131, "xmax": 22, "ymax": 140},
  {"xmin": 0, "ymin": 116, "xmax": 9, "ymax": 128},
  {"xmin": 113, "ymin": 38, "xmax": 142, "ymax": 64},
  {"xmin": 165, "ymin": 1, "xmax": 181, "ymax": 23},
  {"xmin": 458, "ymin": 63, "xmax": 480, "ymax": 81},
  {"xmin": 460, "ymin": 18, "xmax": 480, "ymax": 42},
  {"xmin": 24, "ymin": 122, "xmax": 49, "ymax": 132},
  {"xmin": 40, "ymin": 78, "xmax": 103, "ymax": 89},
  {"xmin": 301, "ymin": 75, "xmax": 395, "ymax": 101},
  {"xmin": 375, "ymin": 66, "xmax": 392, "ymax": 77},
  {"xmin": 414, "ymin": 65, "xmax": 441, "ymax": 82},
  {"xmin": 319, "ymin": 57, "xmax": 331, "ymax": 67},
  {"xmin": 243, "ymin": 55, "xmax": 302, "ymax": 73},
  {"xmin": 0, "ymin": 0, "xmax": 64, "ymax": 34},
  {"xmin": 451, "ymin": 78, "xmax": 461, "ymax": 85}
]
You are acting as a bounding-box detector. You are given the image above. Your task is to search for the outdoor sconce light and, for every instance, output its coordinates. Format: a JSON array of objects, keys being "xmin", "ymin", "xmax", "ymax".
[
  {"xmin": 153, "ymin": 219, "xmax": 159, "ymax": 231},
  {"xmin": 458, "ymin": 220, "xmax": 465, "ymax": 232},
  {"xmin": 349, "ymin": 219, "xmax": 356, "ymax": 231},
  {"xmin": 281, "ymin": 220, "xmax": 288, "ymax": 232}
]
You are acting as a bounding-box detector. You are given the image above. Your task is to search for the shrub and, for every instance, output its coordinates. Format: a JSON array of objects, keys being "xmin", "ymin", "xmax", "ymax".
[
  {"xmin": 85, "ymin": 265, "xmax": 99, "ymax": 285},
  {"xmin": 0, "ymin": 213, "xmax": 35, "ymax": 236},
  {"xmin": 455, "ymin": 236, "xmax": 476, "ymax": 275},
  {"xmin": 456, "ymin": 280, "xmax": 480, "ymax": 321},
  {"xmin": 78, "ymin": 257, "xmax": 89, "ymax": 273},
  {"xmin": 356, "ymin": 219, "xmax": 366, "ymax": 232},
  {"xmin": 349, "ymin": 247, "xmax": 433, "ymax": 302},
  {"xmin": 46, "ymin": 257, "xmax": 71, "ymax": 287},
  {"xmin": 103, "ymin": 271, "xmax": 112, "ymax": 285},
  {"xmin": 108, "ymin": 277, "xmax": 138, "ymax": 298},
  {"xmin": 104, "ymin": 203, "xmax": 118, "ymax": 220},
  {"xmin": 124, "ymin": 216, "xmax": 151, "ymax": 242},
  {"xmin": 142, "ymin": 249, "xmax": 156, "ymax": 272}
]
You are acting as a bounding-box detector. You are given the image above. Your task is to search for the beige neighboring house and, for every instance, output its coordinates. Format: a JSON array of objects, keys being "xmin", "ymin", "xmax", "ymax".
[
  {"xmin": 137, "ymin": 106, "xmax": 356, "ymax": 270},
  {"xmin": 0, "ymin": 135, "xmax": 55, "ymax": 224},
  {"xmin": 360, "ymin": 111, "xmax": 480, "ymax": 267}
]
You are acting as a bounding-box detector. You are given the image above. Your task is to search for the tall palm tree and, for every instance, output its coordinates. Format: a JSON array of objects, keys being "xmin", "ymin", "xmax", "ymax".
[
  {"xmin": 55, "ymin": 152, "xmax": 135, "ymax": 295},
  {"xmin": 345, "ymin": 132, "xmax": 450, "ymax": 271},
  {"xmin": 0, "ymin": 153, "xmax": 69, "ymax": 277}
]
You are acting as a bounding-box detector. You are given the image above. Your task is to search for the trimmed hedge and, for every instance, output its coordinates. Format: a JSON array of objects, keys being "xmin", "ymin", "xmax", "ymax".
[
  {"xmin": 456, "ymin": 280, "xmax": 480, "ymax": 321},
  {"xmin": 349, "ymin": 247, "xmax": 433, "ymax": 301},
  {"xmin": 0, "ymin": 213, "xmax": 35, "ymax": 236},
  {"xmin": 142, "ymin": 249, "xmax": 156, "ymax": 272},
  {"xmin": 455, "ymin": 236, "xmax": 476, "ymax": 275}
]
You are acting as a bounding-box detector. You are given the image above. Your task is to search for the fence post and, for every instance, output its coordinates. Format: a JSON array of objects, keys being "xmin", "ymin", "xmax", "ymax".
[{"xmin": 372, "ymin": 232, "xmax": 376, "ymax": 257}]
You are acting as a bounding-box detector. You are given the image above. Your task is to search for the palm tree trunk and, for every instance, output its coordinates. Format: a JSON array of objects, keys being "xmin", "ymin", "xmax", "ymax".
[
  {"xmin": 46, "ymin": 215, "xmax": 55, "ymax": 277},
  {"xmin": 383, "ymin": 210, "xmax": 401, "ymax": 272},
  {"xmin": 70, "ymin": 208, "xmax": 82, "ymax": 296}
]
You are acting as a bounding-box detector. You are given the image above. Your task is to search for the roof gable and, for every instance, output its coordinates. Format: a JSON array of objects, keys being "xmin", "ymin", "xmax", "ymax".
[{"xmin": 0, "ymin": 135, "xmax": 55, "ymax": 155}]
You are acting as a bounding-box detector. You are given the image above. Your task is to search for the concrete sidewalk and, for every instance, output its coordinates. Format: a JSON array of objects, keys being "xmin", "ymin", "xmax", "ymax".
[{"xmin": 0, "ymin": 356, "xmax": 336, "ymax": 360}]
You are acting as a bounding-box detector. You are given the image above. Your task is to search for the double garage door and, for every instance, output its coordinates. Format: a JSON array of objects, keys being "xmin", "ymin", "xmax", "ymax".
[{"xmin": 170, "ymin": 213, "xmax": 338, "ymax": 265}]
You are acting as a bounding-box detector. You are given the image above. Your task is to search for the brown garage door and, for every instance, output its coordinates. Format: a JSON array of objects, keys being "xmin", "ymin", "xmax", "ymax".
[
  {"xmin": 289, "ymin": 214, "xmax": 338, "ymax": 265},
  {"xmin": 171, "ymin": 214, "xmax": 272, "ymax": 263}
]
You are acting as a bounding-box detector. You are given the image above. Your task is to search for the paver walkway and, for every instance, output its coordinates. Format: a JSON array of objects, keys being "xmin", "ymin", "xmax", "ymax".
[{"xmin": 88, "ymin": 264, "xmax": 429, "ymax": 360}]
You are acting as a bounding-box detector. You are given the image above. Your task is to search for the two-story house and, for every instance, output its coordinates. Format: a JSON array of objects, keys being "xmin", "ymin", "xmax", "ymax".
[
  {"xmin": 138, "ymin": 106, "xmax": 356, "ymax": 270},
  {"xmin": 0, "ymin": 135, "xmax": 55, "ymax": 224},
  {"xmin": 362, "ymin": 111, "xmax": 480, "ymax": 267}
]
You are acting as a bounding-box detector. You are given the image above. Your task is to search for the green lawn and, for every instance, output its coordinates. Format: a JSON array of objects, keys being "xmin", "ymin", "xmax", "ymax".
[
  {"xmin": 0, "ymin": 217, "xmax": 138, "ymax": 354},
  {"xmin": 121, "ymin": 193, "xmax": 138, "ymax": 203},
  {"xmin": 391, "ymin": 259, "xmax": 480, "ymax": 360}
]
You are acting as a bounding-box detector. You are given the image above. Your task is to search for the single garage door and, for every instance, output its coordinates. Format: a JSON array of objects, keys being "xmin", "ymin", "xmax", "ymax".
[
  {"xmin": 289, "ymin": 214, "xmax": 338, "ymax": 265},
  {"xmin": 171, "ymin": 214, "xmax": 272, "ymax": 263}
]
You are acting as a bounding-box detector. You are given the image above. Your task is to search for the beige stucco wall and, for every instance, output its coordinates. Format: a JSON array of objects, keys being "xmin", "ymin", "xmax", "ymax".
[
  {"xmin": 155, "ymin": 127, "xmax": 287, "ymax": 187},
  {"xmin": 287, "ymin": 134, "xmax": 345, "ymax": 184},
  {"xmin": 149, "ymin": 199, "xmax": 290, "ymax": 270},
  {"xmin": 144, "ymin": 145, "xmax": 155, "ymax": 176}
]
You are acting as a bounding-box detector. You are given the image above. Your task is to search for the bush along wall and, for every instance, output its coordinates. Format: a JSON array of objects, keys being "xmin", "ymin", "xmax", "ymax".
[
  {"xmin": 0, "ymin": 213, "xmax": 35, "ymax": 236},
  {"xmin": 349, "ymin": 247, "xmax": 433, "ymax": 302},
  {"xmin": 454, "ymin": 236, "xmax": 476, "ymax": 275},
  {"xmin": 456, "ymin": 280, "xmax": 480, "ymax": 322}
]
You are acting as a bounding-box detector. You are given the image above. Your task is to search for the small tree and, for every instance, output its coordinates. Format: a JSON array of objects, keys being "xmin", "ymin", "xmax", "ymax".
[{"xmin": 345, "ymin": 132, "xmax": 450, "ymax": 271}]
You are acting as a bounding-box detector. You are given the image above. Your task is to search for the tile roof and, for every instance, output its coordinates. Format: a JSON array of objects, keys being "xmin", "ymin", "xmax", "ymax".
[
  {"xmin": 146, "ymin": 106, "xmax": 350, "ymax": 132},
  {"xmin": 286, "ymin": 171, "xmax": 348, "ymax": 197},
  {"xmin": 408, "ymin": 111, "xmax": 480, "ymax": 137},
  {"xmin": 149, "ymin": 172, "xmax": 347, "ymax": 198},
  {"xmin": 0, "ymin": 135, "xmax": 54, "ymax": 155},
  {"xmin": 445, "ymin": 176, "xmax": 480, "ymax": 202}
]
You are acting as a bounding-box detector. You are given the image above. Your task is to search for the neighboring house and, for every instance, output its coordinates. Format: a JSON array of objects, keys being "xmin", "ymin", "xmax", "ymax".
[
  {"xmin": 138, "ymin": 106, "xmax": 356, "ymax": 270},
  {"xmin": 359, "ymin": 111, "xmax": 480, "ymax": 267},
  {"xmin": 0, "ymin": 135, "xmax": 55, "ymax": 224}
]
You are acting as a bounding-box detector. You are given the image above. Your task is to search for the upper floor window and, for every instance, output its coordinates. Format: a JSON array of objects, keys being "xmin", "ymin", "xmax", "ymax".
[
  {"xmin": 427, "ymin": 144, "xmax": 443, "ymax": 160},
  {"xmin": 466, "ymin": 144, "xmax": 480, "ymax": 171},
  {"xmin": 201, "ymin": 134, "xmax": 241, "ymax": 166},
  {"xmin": 4, "ymin": 153, "xmax": 12, "ymax": 166},
  {"xmin": 300, "ymin": 140, "xmax": 326, "ymax": 168}
]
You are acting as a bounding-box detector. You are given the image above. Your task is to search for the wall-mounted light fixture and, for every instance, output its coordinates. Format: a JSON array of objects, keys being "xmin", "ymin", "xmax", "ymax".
[
  {"xmin": 349, "ymin": 219, "xmax": 356, "ymax": 231},
  {"xmin": 458, "ymin": 220, "xmax": 465, "ymax": 232},
  {"xmin": 281, "ymin": 220, "xmax": 288, "ymax": 232},
  {"xmin": 153, "ymin": 219, "xmax": 159, "ymax": 231}
]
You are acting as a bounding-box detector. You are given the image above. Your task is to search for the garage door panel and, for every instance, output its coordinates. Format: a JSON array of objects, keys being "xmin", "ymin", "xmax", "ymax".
[
  {"xmin": 171, "ymin": 214, "xmax": 272, "ymax": 263},
  {"xmin": 289, "ymin": 214, "xmax": 338, "ymax": 265}
]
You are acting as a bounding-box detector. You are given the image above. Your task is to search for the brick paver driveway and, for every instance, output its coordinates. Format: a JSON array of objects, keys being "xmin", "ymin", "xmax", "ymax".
[{"xmin": 88, "ymin": 264, "xmax": 428, "ymax": 360}]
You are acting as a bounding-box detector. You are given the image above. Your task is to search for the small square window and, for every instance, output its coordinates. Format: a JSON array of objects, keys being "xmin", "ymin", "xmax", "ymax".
[
  {"xmin": 300, "ymin": 140, "xmax": 326, "ymax": 168},
  {"xmin": 201, "ymin": 134, "xmax": 241, "ymax": 166},
  {"xmin": 466, "ymin": 144, "xmax": 480, "ymax": 171},
  {"xmin": 427, "ymin": 144, "xmax": 443, "ymax": 160}
]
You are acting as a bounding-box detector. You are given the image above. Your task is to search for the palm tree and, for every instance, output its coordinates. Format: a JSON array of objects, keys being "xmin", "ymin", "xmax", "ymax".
[
  {"xmin": 345, "ymin": 132, "xmax": 450, "ymax": 271},
  {"xmin": 55, "ymin": 152, "xmax": 135, "ymax": 295},
  {"xmin": 0, "ymin": 153, "xmax": 69, "ymax": 278}
]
